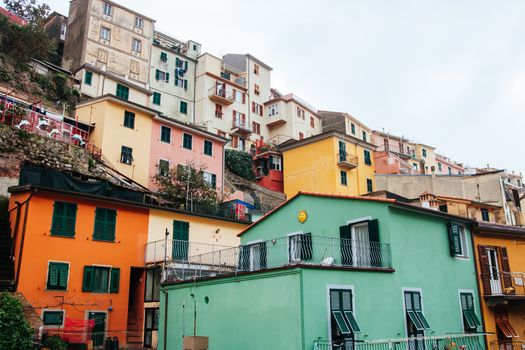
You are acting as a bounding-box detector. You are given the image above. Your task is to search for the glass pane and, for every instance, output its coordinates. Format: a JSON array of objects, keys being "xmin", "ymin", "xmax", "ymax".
[
  {"xmin": 145, "ymin": 269, "xmax": 153, "ymax": 301},
  {"xmin": 404, "ymin": 292, "xmax": 413, "ymax": 310},
  {"xmin": 331, "ymin": 290, "xmax": 340, "ymax": 310},
  {"xmin": 341, "ymin": 291, "xmax": 352, "ymax": 310},
  {"xmin": 412, "ymin": 293, "xmax": 421, "ymax": 310},
  {"xmin": 93, "ymin": 267, "xmax": 109, "ymax": 292},
  {"xmin": 153, "ymin": 268, "xmax": 161, "ymax": 301}
]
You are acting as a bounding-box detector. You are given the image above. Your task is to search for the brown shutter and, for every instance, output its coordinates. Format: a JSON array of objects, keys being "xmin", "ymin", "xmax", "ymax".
[
  {"xmin": 498, "ymin": 246, "xmax": 514, "ymax": 290},
  {"xmin": 478, "ymin": 245, "xmax": 492, "ymax": 295}
]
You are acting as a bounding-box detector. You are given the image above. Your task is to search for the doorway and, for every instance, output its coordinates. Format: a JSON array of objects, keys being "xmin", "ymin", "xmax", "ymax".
[{"xmin": 88, "ymin": 312, "xmax": 106, "ymax": 348}]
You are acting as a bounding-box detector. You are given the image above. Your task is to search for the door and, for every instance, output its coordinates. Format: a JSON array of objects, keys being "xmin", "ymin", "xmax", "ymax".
[
  {"xmin": 351, "ymin": 223, "xmax": 370, "ymax": 267},
  {"xmin": 172, "ymin": 221, "xmax": 189, "ymax": 261},
  {"xmin": 143, "ymin": 308, "xmax": 159, "ymax": 348},
  {"xmin": 88, "ymin": 312, "xmax": 106, "ymax": 348},
  {"xmin": 487, "ymin": 248, "xmax": 503, "ymax": 294}
]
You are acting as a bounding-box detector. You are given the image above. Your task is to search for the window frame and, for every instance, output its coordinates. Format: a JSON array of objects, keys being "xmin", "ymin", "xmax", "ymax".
[
  {"xmin": 270, "ymin": 155, "xmax": 282, "ymax": 171},
  {"xmin": 402, "ymin": 288, "xmax": 430, "ymax": 338},
  {"xmin": 364, "ymin": 150, "xmax": 372, "ymax": 166},
  {"xmin": 180, "ymin": 101, "xmax": 188, "ymax": 115},
  {"xmin": 123, "ymin": 111, "xmax": 135, "ymax": 129},
  {"xmin": 182, "ymin": 133, "xmax": 193, "ymax": 150},
  {"xmin": 134, "ymin": 17, "xmax": 143, "ymax": 29},
  {"xmin": 116, "ymin": 84, "xmax": 129, "ymax": 100},
  {"xmin": 366, "ymin": 178, "xmax": 373, "ymax": 193},
  {"xmin": 458, "ymin": 289, "xmax": 481, "ymax": 333},
  {"xmin": 84, "ymin": 71, "xmax": 93, "ymax": 86},
  {"xmin": 131, "ymin": 38, "xmax": 142, "ymax": 53},
  {"xmin": 42, "ymin": 310, "xmax": 65, "ymax": 327},
  {"xmin": 340, "ymin": 170, "xmax": 348, "ymax": 186},
  {"xmin": 158, "ymin": 159, "xmax": 169, "ymax": 176},
  {"xmin": 449, "ymin": 223, "xmax": 469, "ymax": 260},
  {"xmin": 93, "ymin": 207, "xmax": 117, "ymax": 242},
  {"xmin": 46, "ymin": 261, "xmax": 70, "ymax": 291},
  {"xmin": 481, "ymin": 208, "xmax": 490, "ymax": 222},
  {"xmin": 160, "ymin": 125, "xmax": 171, "ymax": 144},
  {"xmin": 120, "ymin": 146, "xmax": 133, "ymax": 165},
  {"xmin": 152, "ymin": 92, "xmax": 161, "ymax": 105},
  {"xmin": 102, "ymin": 2, "xmax": 112, "ymax": 16},
  {"xmin": 203, "ymin": 140, "xmax": 213, "ymax": 156},
  {"xmin": 50, "ymin": 201, "xmax": 77, "ymax": 238},
  {"xmin": 144, "ymin": 266, "xmax": 162, "ymax": 302},
  {"xmin": 326, "ymin": 284, "xmax": 358, "ymax": 344},
  {"xmin": 100, "ymin": 27, "xmax": 111, "ymax": 41}
]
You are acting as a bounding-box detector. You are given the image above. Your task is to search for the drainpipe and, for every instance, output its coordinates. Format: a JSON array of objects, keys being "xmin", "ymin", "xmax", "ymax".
[
  {"xmin": 162, "ymin": 289, "xmax": 168, "ymax": 350},
  {"xmin": 14, "ymin": 191, "xmax": 34, "ymax": 290}
]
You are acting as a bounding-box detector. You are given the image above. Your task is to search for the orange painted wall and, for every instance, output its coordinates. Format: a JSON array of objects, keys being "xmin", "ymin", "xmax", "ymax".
[
  {"xmin": 9, "ymin": 190, "xmax": 149, "ymax": 345},
  {"xmin": 472, "ymin": 233, "xmax": 525, "ymax": 346}
]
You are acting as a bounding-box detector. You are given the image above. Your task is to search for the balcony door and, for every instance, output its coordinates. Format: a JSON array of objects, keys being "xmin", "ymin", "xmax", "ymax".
[
  {"xmin": 351, "ymin": 223, "xmax": 370, "ymax": 267},
  {"xmin": 487, "ymin": 247, "xmax": 503, "ymax": 295}
]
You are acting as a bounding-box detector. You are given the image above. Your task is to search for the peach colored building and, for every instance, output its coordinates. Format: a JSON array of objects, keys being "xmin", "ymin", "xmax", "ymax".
[{"xmin": 148, "ymin": 115, "xmax": 228, "ymax": 190}]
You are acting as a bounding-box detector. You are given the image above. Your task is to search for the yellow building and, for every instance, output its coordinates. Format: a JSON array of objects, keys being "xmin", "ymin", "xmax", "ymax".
[
  {"xmin": 76, "ymin": 94, "xmax": 156, "ymax": 187},
  {"xmin": 472, "ymin": 222, "xmax": 525, "ymax": 350},
  {"xmin": 279, "ymin": 130, "xmax": 376, "ymax": 197}
]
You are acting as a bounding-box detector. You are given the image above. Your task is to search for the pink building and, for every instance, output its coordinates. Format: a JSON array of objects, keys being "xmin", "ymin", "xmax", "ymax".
[
  {"xmin": 435, "ymin": 154, "xmax": 465, "ymax": 175},
  {"xmin": 149, "ymin": 115, "xmax": 228, "ymax": 190}
]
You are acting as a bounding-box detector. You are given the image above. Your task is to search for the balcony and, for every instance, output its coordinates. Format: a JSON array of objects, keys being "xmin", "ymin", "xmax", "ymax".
[
  {"xmin": 489, "ymin": 341, "xmax": 525, "ymax": 350},
  {"xmin": 314, "ymin": 334, "xmax": 484, "ymax": 350},
  {"xmin": 266, "ymin": 111, "xmax": 287, "ymax": 128},
  {"xmin": 338, "ymin": 153, "xmax": 359, "ymax": 169},
  {"xmin": 481, "ymin": 271, "xmax": 525, "ymax": 304},
  {"xmin": 208, "ymin": 85, "xmax": 234, "ymax": 105},
  {"xmin": 231, "ymin": 119, "xmax": 252, "ymax": 135},
  {"xmin": 164, "ymin": 235, "xmax": 393, "ymax": 282},
  {"xmin": 144, "ymin": 239, "xmax": 233, "ymax": 265}
]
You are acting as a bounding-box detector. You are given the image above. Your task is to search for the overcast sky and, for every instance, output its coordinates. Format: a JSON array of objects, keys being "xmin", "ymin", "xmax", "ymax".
[{"xmin": 7, "ymin": 0, "xmax": 525, "ymax": 173}]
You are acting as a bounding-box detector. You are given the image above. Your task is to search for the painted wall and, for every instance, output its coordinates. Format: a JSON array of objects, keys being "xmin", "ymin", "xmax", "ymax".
[
  {"xmin": 9, "ymin": 190, "xmax": 149, "ymax": 346},
  {"xmin": 282, "ymin": 136, "xmax": 376, "ymax": 197}
]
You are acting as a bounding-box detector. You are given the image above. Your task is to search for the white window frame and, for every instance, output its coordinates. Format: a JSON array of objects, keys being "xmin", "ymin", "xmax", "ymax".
[
  {"xmin": 455, "ymin": 225, "xmax": 469, "ymax": 260},
  {"xmin": 235, "ymin": 90, "xmax": 243, "ymax": 103},
  {"xmin": 326, "ymin": 284, "xmax": 356, "ymax": 344},
  {"xmin": 245, "ymin": 239, "xmax": 263, "ymax": 271},
  {"xmin": 270, "ymin": 155, "xmax": 282, "ymax": 171},
  {"xmin": 202, "ymin": 171, "xmax": 214, "ymax": 187},
  {"xmin": 45, "ymin": 260, "xmax": 70, "ymax": 291},
  {"xmin": 102, "ymin": 3, "xmax": 112, "ymax": 16},
  {"xmin": 286, "ymin": 231, "xmax": 304, "ymax": 262},
  {"xmin": 134, "ymin": 17, "xmax": 143, "ymax": 29},
  {"xmin": 457, "ymin": 289, "xmax": 477, "ymax": 333},
  {"xmin": 401, "ymin": 287, "xmax": 426, "ymax": 338},
  {"xmin": 42, "ymin": 309, "xmax": 66, "ymax": 328},
  {"xmin": 132, "ymin": 38, "xmax": 142, "ymax": 53},
  {"xmin": 100, "ymin": 27, "xmax": 111, "ymax": 41},
  {"xmin": 268, "ymin": 104, "xmax": 279, "ymax": 116},
  {"xmin": 84, "ymin": 310, "xmax": 108, "ymax": 337},
  {"xmin": 158, "ymin": 158, "xmax": 170, "ymax": 176}
]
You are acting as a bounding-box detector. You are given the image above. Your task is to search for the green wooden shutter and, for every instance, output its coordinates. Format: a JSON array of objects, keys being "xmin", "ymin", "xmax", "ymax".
[
  {"xmin": 94, "ymin": 208, "xmax": 116, "ymax": 241},
  {"xmin": 211, "ymin": 174, "xmax": 217, "ymax": 189},
  {"xmin": 165, "ymin": 72, "xmax": 170, "ymax": 83},
  {"xmin": 155, "ymin": 69, "xmax": 160, "ymax": 80},
  {"xmin": 51, "ymin": 201, "xmax": 65, "ymax": 235},
  {"xmin": 301, "ymin": 232, "xmax": 313, "ymax": 260},
  {"xmin": 109, "ymin": 268, "xmax": 120, "ymax": 293},
  {"xmin": 260, "ymin": 242, "xmax": 267, "ymax": 268},
  {"xmin": 83, "ymin": 266, "xmax": 94, "ymax": 292},
  {"xmin": 340, "ymin": 225, "xmax": 352, "ymax": 266},
  {"xmin": 339, "ymin": 141, "xmax": 346, "ymax": 161},
  {"xmin": 58, "ymin": 264, "xmax": 68, "ymax": 289},
  {"xmin": 368, "ymin": 219, "xmax": 381, "ymax": 267},
  {"xmin": 448, "ymin": 223, "xmax": 462, "ymax": 256},
  {"xmin": 105, "ymin": 209, "xmax": 117, "ymax": 241},
  {"xmin": 63, "ymin": 203, "xmax": 77, "ymax": 237},
  {"xmin": 93, "ymin": 208, "xmax": 105, "ymax": 240},
  {"xmin": 49, "ymin": 264, "xmax": 58, "ymax": 287}
]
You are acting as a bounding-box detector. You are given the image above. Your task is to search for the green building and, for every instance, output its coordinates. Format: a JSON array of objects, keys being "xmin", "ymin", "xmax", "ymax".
[{"xmin": 158, "ymin": 193, "xmax": 485, "ymax": 350}]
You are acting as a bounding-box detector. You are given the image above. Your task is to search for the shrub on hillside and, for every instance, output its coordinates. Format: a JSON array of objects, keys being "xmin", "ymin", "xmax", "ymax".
[
  {"xmin": 0, "ymin": 293, "xmax": 33, "ymax": 350},
  {"xmin": 225, "ymin": 149, "xmax": 255, "ymax": 180}
]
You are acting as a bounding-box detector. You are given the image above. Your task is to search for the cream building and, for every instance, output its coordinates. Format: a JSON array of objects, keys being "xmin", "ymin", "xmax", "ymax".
[
  {"xmin": 62, "ymin": 0, "xmax": 155, "ymax": 105},
  {"xmin": 320, "ymin": 110, "xmax": 373, "ymax": 144}
]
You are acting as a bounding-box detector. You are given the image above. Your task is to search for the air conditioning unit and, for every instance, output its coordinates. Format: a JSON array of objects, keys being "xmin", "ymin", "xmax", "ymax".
[{"xmin": 183, "ymin": 336, "xmax": 208, "ymax": 350}]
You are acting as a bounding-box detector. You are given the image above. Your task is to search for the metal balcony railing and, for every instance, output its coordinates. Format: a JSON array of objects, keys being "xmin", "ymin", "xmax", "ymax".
[
  {"xmin": 338, "ymin": 153, "xmax": 359, "ymax": 168},
  {"xmin": 489, "ymin": 340, "xmax": 525, "ymax": 350},
  {"xmin": 165, "ymin": 235, "xmax": 392, "ymax": 282},
  {"xmin": 144, "ymin": 239, "xmax": 233, "ymax": 264},
  {"xmin": 232, "ymin": 119, "xmax": 251, "ymax": 131},
  {"xmin": 208, "ymin": 85, "xmax": 234, "ymax": 104},
  {"xmin": 313, "ymin": 334, "xmax": 485, "ymax": 350},
  {"xmin": 481, "ymin": 271, "xmax": 525, "ymax": 297}
]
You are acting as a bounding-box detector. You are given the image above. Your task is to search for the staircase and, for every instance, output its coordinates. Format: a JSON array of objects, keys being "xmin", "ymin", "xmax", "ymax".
[
  {"xmin": 0, "ymin": 200, "xmax": 14, "ymax": 291},
  {"xmin": 126, "ymin": 309, "xmax": 145, "ymax": 349}
]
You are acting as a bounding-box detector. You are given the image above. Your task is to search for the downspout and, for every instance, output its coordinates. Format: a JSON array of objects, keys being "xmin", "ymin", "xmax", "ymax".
[
  {"xmin": 192, "ymin": 59, "xmax": 197, "ymax": 124},
  {"xmin": 14, "ymin": 191, "xmax": 34, "ymax": 290},
  {"xmin": 162, "ymin": 289, "xmax": 168, "ymax": 350},
  {"xmin": 299, "ymin": 270, "xmax": 306, "ymax": 350}
]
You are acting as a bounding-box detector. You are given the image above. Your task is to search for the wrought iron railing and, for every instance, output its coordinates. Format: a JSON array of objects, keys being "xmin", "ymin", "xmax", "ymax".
[
  {"xmin": 208, "ymin": 85, "xmax": 234, "ymax": 102},
  {"xmin": 489, "ymin": 340, "xmax": 525, "ymax": 350},
  {"xmin": 314, "ymin": 334, "xmax": 485, "ymax": 350},
  {"xmin": 338, "ymin": 153, "xmax": 359, "ymax": 165},
  {"xmin": 481, "ymin": 271, "xmax": 525, "ymax": 297},
  {"xmin": 145, "ymin": 239, "xmax": 233, "ymax": 264},
  {"xmin": 165, "ymin": 235, "xmax": 392, "ymax": 282}
]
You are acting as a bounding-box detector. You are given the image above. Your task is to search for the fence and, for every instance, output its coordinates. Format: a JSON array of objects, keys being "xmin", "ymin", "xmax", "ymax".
[
  {"xmin": 314, "ymin": 334, "xmax": 485, "ymax": 350},
  {"xmin": 481, "ymin": 271, "xmax": 525, "ymax": 297},
  {"xmin": 489, "ymin": 340, "xmax": 525, "ymax": 350},
  {"xmin": 165, "ymin": 235, "xmax": 392, "ymax": 282},
  {"xmin": 145, "ymin": 239, "xmax": 233, "ymax": 264}
]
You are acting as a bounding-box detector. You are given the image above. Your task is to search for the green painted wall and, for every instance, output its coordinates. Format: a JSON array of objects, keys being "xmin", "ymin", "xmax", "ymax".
[{"xmin": 159, "ymin": 269, "xmax": 303, "ymax": 350}]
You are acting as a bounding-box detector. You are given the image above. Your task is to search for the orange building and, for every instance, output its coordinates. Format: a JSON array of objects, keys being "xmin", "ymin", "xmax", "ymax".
[
  {"xmin": 472, "ymin": 222, "xmax": 525, "ymax": 350},
  {"xmin": 8, "ymin": 183, "xmax": 149, "ymax": 348}
]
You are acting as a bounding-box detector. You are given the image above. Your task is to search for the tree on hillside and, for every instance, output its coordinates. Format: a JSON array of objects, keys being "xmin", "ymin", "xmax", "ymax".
[
  {"xmin": 0, "ymin": 293, "xmax": 33, "ymax": 350},
  {"xmin": 4, "ymin": 0, "xmax": 50, "ymax": 27}
]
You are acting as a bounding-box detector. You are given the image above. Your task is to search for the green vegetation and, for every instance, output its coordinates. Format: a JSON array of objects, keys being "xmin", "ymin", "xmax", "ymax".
[
  {"xmin": 42, "ymin": 335, "xmax": 68, "ymax": 350},
  {"xmin": 0, "ymin": 293, "xmax": 33, "ymax": 350},
  {"xmin": 225, "ymin": 149, "xmax": 255, "ymax": 180}
]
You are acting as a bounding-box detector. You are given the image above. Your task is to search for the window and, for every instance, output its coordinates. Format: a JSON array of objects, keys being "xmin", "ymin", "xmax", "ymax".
[
  {"xmin": 116, "ymin": 84, "xmax": 129, "ymax": 100},
  {"xmin": 204, "ymin": 140, "xmax": 213, "ymax": 156},
  {"xmin": 269, "ymin": 155, "xmax": 282, "ymax": 171},
  {"xmin": 145, "ymin": 267, "xmax": 161, "ymax": 302},
  {"xmin": 134, "ymin": 17, "xmax": 143, "ymax": 29},
  {"xmin": 339, "ymin": 219, "xmax": 381, "ymax": 268},
  {"xmin": 351, "ymin": 123, "xmax": 355, "ymax": 135},
  {"xmin": 103, "ymin": 3, "xmax": 112, "ymax": 15},
  {"xmin": 82, "ymin": 266, "xmax": 119, "ymax": 293},
  {"xmin": 175, "ymin": 77, "xmax": 188, "ymax": 90},
  {"xmin": 364, "ymin": 150, "xmax": 372, "ymax": 165},
  {"xmin": 254, "ymin": 84, "xmax": 260, "ymax": 95},
  {"xmin": 413, "ymin": 163, "xmax": 418, "ymax": 170},
  {"xmin": 180, "ymin": 101, "xmax": 188, "ymax": 114},
  {"xmin": 252, "ymin": 121, "xmax": 261, "ymax": 135},
  {"xmin": 51, "ymin": 201, "xmax": 77, "ymax": 237},
  {"xmin": 340, "ymin": 171, "xmax": 348, "ymax": 186},
  {"xmin": 160, "ymin": 52, "xmax": 168, "ymax": 62},
  {"xmin": 123, "ymin": 111, "xmax": 135, "ymax": 129},
  {"xmin": 362, "ymin": 130, "xmax": 367, "ymax": 142},
  {"xmin": 310, "ymin": 116, "xmax": 315, "ymax": 128},
  {"xmin": 448, "ymin": 167, "xmax": 452, "ymax": 175},
  {"xmin": 203, "ymin": 171, "xmax": 217, "ymax": 189},
  {"xmin": 120, "ymin": 146, "xmax": 133, "ymax": 164},
  {"xmin": 268, "ymin": 104, "xmax": 279, "ymax": 116},
  {"xmin": 158, "ymin": 159, "xmax": 169, "ymax": 176},
  {"xmin": 153, "ymin": 92, "xmax": 161, "ymax": 105},
  {"xmin": 481, "ymin": 208, "xmax": 490, "ymax": 222},
  {"xmin": 47, "ymin": 262, "xmax": 69, "ymax": 290},
  {"xmin": 215, "ymin": 104, "xmax": 223, "ymax": 118},
  {"xmin": 100, "ymin": 27, "xmax": 111, "ymax": 41},
  {"xmin": 132, "ymin": 38, "xmax": 142, "ymax": 53},
  {"xmin": 438, "ymin": 163, "xmax": 442, "ymax": 172},
  {"xmin": 299, "ymin": 132, "xmax": 304, "ymax": 140},
  {"xmin": 329, "ymin": 289, "xmax": 361, "ymax": 348},
  {"xmin": 254, "ymin": 63, "xmax": 259, "ymax": 75},
  {"xmin": 422, "ymin": 149, "xmax": 427, "ymax": 157},
  {"xmin": 338, "ymin": 141, "xmax": 347, "ymax": 162},
  {"xmin": 97, "ymin": 48, "xmax": 108, "ymax": 63},
  {"xmin": 183, "ymin": 133, "xmax": 192, "ymax": 150},
  {"xmin": 239, "ymin": 242, "xmax": 267, "ymax": 271},
  {"xmin": 252, "ymin": 102, "xmax": 263, "ymax": 116},
  {"xmin": 366, "ymin": 178, "xmax": 373, "ymax": 192},
  {"xmin": 460, "ymin": 292, "xmax": 481, "ymax": 333},
  {"xmin": 404, "ymin": 290, "xmax": 430, "ymax": 338},
  {"xmin": 288, "ymin": 233, "xmax": 312, "ymax": 262},
  {"xmin": 297, "ymin": 107, "xmax": 305, "ymax": 119},
  {"xmin": 93, "ymin": 208, "xmax": 117, "ymax": 242},
  {"xmin": 235, "ymin": 90, "xmax": 245, "ymax": 104},
  {"xmin": 448, "ymin": 223, "xmax": 468, "ymax": 258},
  {"xmin": 130, "ymin": 60, "xmax": 139, "ymax": 74},
  {"xmin": 43, "ymin": 311, "xmax": 64, "ymax": 326},
  {"xmin": 155, "ymin": 69, "xmax": 169, "ymax": 83},
  {"xmin": 84, "ymin": 71, "xmax": 93, "ymax": 86},
  {"xmin": 160, "ymin": 126, "xmax": 171, "ymax": 144}
]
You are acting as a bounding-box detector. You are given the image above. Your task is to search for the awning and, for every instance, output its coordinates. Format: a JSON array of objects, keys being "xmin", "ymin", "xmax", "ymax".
[{"xmin": 497, "ymin": 320, "xmax": 519, "ymax": 338}]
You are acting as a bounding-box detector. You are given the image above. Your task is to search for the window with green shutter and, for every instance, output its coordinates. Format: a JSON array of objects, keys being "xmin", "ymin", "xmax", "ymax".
[
  {"xmin": 93, "ymin": 208, "xmax": 117, "ymax": 242},
  {"xmin": 172, "ymin": 220, "xmax": 189, "ymax": 261},
  {"xmin": 51, "ymin": 201, "xmax": 77, "ymax": 237},
  {"xmin": 43, "ymin": 311, "xmax": 64, "ymax": 326},
  {"xmin": 204, "ymin": 140, "xmax": 213, "ymax": 156},
  {"xmin": 366, "ymin": 178, "xmax": 373, "ymax": 193},
  {"xmin": 351, "ymin": 123, "xmax": 355, "ymax": 135},
  {"xmin": 109, "ymin": 268, "xmax": 120, "ymax": 293},
  {"xmin": 160, "ymin": 52, "xmax": 168, "ymax": 62},
  {"xmin": 404, "ymin": 291, "xmax": 430, "ymax": 335},
  {"xmin": 160, "ymin": 126, "xmax": 171, "ymax": 143},
  {"xmin": 83, "ymin": 266, "xmax": 118, "ymax": 293},
  {"xmin": 180, "ymin": 101, "xmax": 188, "ymax": 114},
  {"xmin": 153, "ymin": 92, "xmax": 161, "ymax": 105},
  {"xmin": 329, "ymin": 289, "xmax": 361, "ymax": 335},
  {"xmin": 364, "ymin": 150, "xmax": 372, "ymax": 166},
  {"xmin": 460, "ymin": 292, "xmax": 481, "ymax": 332},
  {"xmin": 183, "ymin": 133, "xmax": 192, "ymax": 150},
  {"xmin": 84, "ymin": 71, "xmax": 93, "ymax": 86},
  {"xmin": 123, "ymin": 111, "xmax": 135, "ymax": 129},
  {"xmin": 116, "ymin": 84, "xmax": 129, "ymax": 100},
  {"xmin": 362, "ymin": 130, "xmax": 367, "ymax": 142},
  {"xmin": 340, "ymin": 171, "xmax": 348, "ymax": 186},
  {"xmin": 338, "ymin": 141, "xmax": 347, "ymax": 162},
  {"xmin": 448, "ymin": 223, "xmax": 467, "ymax": 257},
  {"xmin": 47, "ymin": 262, "xmax": 69, "ymax": 290}
]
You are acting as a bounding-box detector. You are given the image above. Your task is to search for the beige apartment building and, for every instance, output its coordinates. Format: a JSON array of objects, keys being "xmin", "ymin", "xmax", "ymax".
[
  {"xmin": 149, "ymin": 31, "xmax": 200, "ymax": 122},
  {"xmin": 320, "ymin": 110, "xmax": 373, "ymax": 144},
  {"xmin": 62, "ymin": 0, "xmax": 155, "ymax": 105}
]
